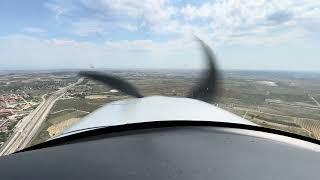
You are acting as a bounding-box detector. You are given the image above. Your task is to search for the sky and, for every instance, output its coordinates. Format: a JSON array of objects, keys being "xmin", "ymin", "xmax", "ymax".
[{"xmin": 0, "ymin": 0, "xmax": 320, "ymax": 71}]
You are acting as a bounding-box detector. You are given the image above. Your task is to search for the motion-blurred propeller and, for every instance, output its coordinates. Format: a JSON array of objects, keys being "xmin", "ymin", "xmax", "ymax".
[
  {"xmin": 79, "ymin": 38, "xmax": 219, "ymax": 103},
  {"xmin": 187, "ymin": 38, "xmax": 219, "ymax": 103},
  {"xmin": 78, "ymin": 71, "xmax": 143, "ymax": 98}
]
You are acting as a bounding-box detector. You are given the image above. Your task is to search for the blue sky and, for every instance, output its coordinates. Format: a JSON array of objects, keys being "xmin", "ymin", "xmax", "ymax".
[{"xmin": 1, "ymin": 0, "xmax": 320, "ymax": 70}]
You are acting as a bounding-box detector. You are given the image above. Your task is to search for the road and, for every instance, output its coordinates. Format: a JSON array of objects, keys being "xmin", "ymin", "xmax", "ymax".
[
  {"xmin": 309, "ymin": 94, "xmax": 320, "ymax": 108},
  {"xmin": 0, "ymin": 78, "xmax": 83, "ymax": 156}
]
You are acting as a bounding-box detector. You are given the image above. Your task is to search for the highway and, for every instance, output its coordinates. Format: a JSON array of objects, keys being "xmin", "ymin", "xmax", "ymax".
[{"xmin": 0, "ymin": 78, "xmax": 83, "ymax": 156}]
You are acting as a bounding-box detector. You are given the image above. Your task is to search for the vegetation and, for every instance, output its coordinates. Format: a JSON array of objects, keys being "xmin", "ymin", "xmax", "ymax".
[
  {"xmin": 7, "ymin": 121, "xmax": 18, "ymax": 131},
  {"xmin": 31, "ymin": 96, "xmax": 125, "ymax": 146},
  {"xmin": 51, "ymin": 98, "xmax": 109, "ymax": 113},
  {"xmin": 30, "ymin": 110, "xmax": 88, "ymax": 146},
  {"xmin": 0, "ymin": 132, "xmax": 8, "ymax": 142},
  {"xmin": 4, "ymin": 69, "xmax": 320, "ymax": 147},
  {"xmin": 246, "ymin": 113, "xmax": 301, "ymax": 128}
]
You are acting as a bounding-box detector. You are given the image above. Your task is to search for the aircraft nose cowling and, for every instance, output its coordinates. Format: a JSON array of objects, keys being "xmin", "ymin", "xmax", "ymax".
[{"xmin": 57, "ymin": 96, "xmax": 256, "ymax": 138}]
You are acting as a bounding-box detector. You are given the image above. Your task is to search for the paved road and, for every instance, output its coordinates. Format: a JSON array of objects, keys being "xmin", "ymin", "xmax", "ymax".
[
  {"xmin": 0, "ymin": 78, "xmax": 83, "ymax": 156},
  {"xmin": 309, "ymin": 95, "xmax": 320, "ymax": 108}
]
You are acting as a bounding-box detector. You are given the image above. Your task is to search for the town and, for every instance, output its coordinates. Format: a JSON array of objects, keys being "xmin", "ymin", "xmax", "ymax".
[
  {"xmin": 0, "ymin": 93, "xmax": 38, "ymax": 145},
  {"xmin": 0, "ymin": 72, "xmax": 78, "ymax": 147}
]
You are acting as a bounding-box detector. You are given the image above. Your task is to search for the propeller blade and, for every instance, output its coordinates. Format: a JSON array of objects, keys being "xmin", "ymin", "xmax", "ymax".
[
  {"xmin": 187, "ymin": 38, "xmax": 219, "ymax": 103},
  {"xmin": 79, "ymin": 71, "xmax": 144, "ymax": 98}
]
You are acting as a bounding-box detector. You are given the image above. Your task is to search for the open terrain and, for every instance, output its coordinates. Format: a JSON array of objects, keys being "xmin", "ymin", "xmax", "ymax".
[{"xmin": 2, "ymin": 69, "xmax": 320, "ymax": 153}]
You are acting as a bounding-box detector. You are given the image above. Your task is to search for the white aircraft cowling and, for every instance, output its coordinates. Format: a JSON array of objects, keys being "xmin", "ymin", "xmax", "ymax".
[{"xmin": 57, "ymin": 96, "xmax": 256, "ymax": 138}]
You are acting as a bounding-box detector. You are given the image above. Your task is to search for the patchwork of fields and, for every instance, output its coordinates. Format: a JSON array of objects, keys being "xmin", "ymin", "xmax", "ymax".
[{"xmin": 24, "ymin": 70, "xmax": 320, "ymax": 145}]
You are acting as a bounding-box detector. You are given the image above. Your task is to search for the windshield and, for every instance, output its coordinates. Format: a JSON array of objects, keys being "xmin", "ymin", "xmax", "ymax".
[{"xmin": 1, "ymin": 0, "xmax": 320, "ymax": 155}]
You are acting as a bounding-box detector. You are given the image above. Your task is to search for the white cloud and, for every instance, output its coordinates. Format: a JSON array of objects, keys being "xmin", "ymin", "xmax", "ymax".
[
  {"xmin": 81, "ymin": 0, "xmax": 174, "ymax": 23},
  {"xmin": 118, "ymin": 24, "xmax": 139, "ymax": 31},
  {"xmin": 1, "ymin": 34, "xmax": 320, "ymax": 71},
  {"xmin": 22, "ymin": 27, "xmax": 47, "ymax": 34},
  {"xmin": 180, "ymin": 3, "xmax": 212, "ymax": 20},
  {"xmin": 178, "ymin": 0, "xmax": 320, "ymax": 45},
  {"xmin": 44, "ymin": 0, "xmax": 320, "ymax": 46},
  {"xmin": 0, "ymin": 35, "xmax": 202, "ymax": 70},
  {"xmin": 1, "ymin": 0, "xmax": 320, "ymax": 71},
  {"xmin": 79, "ymin": 0, "xmax": 176, "ymax": 33},
  {"xmin": 71, "ymin": 19, "xmax": 107, "ymax": 37},
  {"xmin": 44, "ymin": 2, "xmax": 69, "ymax": 20}
]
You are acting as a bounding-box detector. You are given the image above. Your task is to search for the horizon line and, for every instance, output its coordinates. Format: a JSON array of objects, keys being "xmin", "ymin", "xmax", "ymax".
[{"xmin": 1, "ymin": 67, "xmax": 320, "ymax": 73}]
